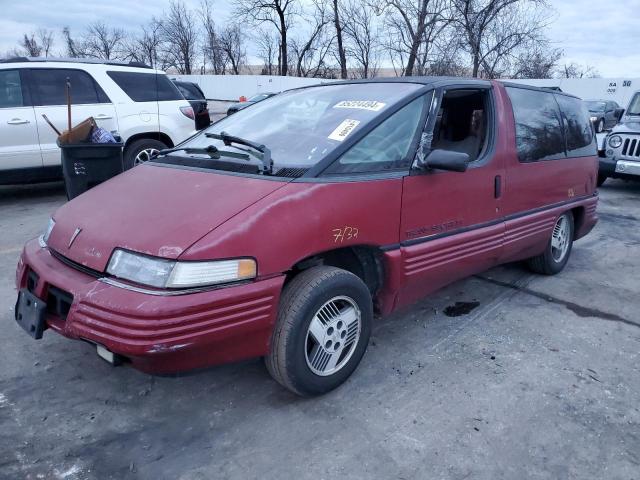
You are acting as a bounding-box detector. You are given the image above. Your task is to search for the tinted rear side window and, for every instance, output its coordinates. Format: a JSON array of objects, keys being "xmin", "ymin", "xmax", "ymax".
[
  {"xmin": 554, "ymin": 94, "xmax": 595, "ymax": 158},
  {"xmin": 506, "ymin": 87, "xmax": 565, "ymax": 163},
  {"xmin": 30, "ymin": 68, "xmax": 108, "ymax": 106},
  {"xmin": 108, "ymin": 72, "xmax": 182, "ymax": 102},
  {"xmin": 0, "ymin": 70, "xmax": 24, "ymax": 108}
]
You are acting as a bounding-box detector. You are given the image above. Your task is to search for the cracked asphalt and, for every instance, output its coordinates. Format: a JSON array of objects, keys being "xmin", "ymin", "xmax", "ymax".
[{"xmin": 0, "ymin": 179, "xmax": 638, "ymax": 480}]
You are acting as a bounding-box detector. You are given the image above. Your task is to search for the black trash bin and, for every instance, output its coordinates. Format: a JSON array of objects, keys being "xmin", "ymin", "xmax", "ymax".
[{"xmin": 58, "ymin": 142, "xmax": 124, "ymax": 200}]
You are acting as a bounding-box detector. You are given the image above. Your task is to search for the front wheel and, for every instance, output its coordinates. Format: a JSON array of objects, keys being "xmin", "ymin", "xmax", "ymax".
[
  {"xmin": 123, "ymin": 138, "xmax": 168, "ymax": 170},
  {"xmin": 527, "ymin": 211, "xmax": 574, "ymax": 275},
  {"xmin": 596, "ymin": 118, "xmax": 604, "ymax": 133},
  {"xmin": 266, "ymin": 266, "xmax": 372, "ymax": 396}
]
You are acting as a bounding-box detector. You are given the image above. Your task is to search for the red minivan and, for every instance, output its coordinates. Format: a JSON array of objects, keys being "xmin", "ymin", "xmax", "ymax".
[{"xmin": 15, "ymin": 79, "xmax": 598, "ymax": 396}]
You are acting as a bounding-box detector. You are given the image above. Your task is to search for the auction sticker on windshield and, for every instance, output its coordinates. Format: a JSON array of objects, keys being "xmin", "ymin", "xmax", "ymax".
[
  {"xmin": 328, "ymin": 119, "xmax": 361, "ymax": 142},
  {"xmin": 334, "ymin": 100, "xmax": 386, "ymax": 111}
]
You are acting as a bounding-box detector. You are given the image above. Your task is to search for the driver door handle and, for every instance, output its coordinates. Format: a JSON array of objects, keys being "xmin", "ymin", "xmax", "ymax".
[
  {"xmin": 94, "ymin": 114, "xmax": 113, "ymax": 120},
  {"xmin": 7, "ymin": 118, "xmax": 30, "ymax": 125}
]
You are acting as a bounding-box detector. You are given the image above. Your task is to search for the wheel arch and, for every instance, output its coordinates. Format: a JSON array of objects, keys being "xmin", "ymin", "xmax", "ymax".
[
  {"xmin": 124, "ymin": 132, "xmax": 174, "ymax": 150},
  {"xmin": 285, "ymin": 245, "xmax": 385, "ymax": 308}
]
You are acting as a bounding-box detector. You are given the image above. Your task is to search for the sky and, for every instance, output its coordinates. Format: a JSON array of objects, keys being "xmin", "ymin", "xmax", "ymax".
[{"xmin": 1, "ymin": 0, "xmax": 640, "ymax": 78}]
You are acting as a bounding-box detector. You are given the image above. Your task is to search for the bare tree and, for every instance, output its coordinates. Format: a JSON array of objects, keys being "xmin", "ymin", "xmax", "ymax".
[
  {"xmin": 85, "ymin": 22, "xmax": 125, "ymax": 59},
  {"xmin": 20, "ymin": 34, "xmax": 42, "ymax": 57},
  {"xmin": 376, "ymin": 0, "xmax": 450, "ymax": 76},
  {"xmin": 219, "ymin": 25, "xmax": 246, "ymax": 74},
  {"xmin": 62, "ymin": 27, "xmax": 88, "ymax": 58},
  {"xmin": 342, "ymin": 1, "xmax": 380, "ymax": 78},
  {"xmin": 291, "ymin": 2, "xmax": 332, "ymax": 77},
  {"xmin": 512, "ymin": 44, "xmax": 561, "ymax": 79},
  {"xmin": 559, "ymin": 62, "xmax": 600, "ymax": 79},
  {"xmin": 159, "ymin": 0, "xmax": 199, "ymax": 74},
  {"xmin": 122, "ymin": 21, "xmax": 164, "ymax": 67},
  {"xmin": 451, "ymin": 0, "xmax": 549, "ymax": 78},
  {"xmin": 316, "ymin": 0, "xmax": 348, "ymax": 78},
  {"xmin": 256, "ymin": 30, "xmax": 279, "ymax": 75},
  {"xmin": 234, "ymin": 0, "xmax": 299, "ymax": 76},
  {"xmin": 201, "ymin": 0, "xmax": 229, "ymax": 74},
  {"xmin": 37, "ymin": 29, "xmax": 55, "ymax": 57}
]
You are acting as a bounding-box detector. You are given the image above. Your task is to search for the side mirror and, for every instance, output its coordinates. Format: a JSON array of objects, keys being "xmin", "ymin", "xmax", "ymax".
[
  {"xmin": 418, "ymin": 149, "xmax": 469, "ymax": 172},
  {"xmin": 614, "ymin": 108, "xmax": 625, "ymax": 121}
]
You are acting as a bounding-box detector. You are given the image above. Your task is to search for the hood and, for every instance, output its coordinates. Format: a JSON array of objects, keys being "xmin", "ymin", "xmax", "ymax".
[
  {"xmin": 47, "ymin": 164, "xmax": 287, "ymax": 272},
  {"xmin": 611, "ymin": 119, "xmax": 640, "ymax": 134}
]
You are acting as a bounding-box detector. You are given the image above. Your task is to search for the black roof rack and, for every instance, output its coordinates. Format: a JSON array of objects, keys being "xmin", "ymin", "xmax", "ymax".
[{"xmin": 0, "ymin": 57, "xmax": 153, "ymax": 69}]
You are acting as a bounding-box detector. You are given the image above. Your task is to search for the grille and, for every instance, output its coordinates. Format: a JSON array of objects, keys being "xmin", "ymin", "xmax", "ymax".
[
  {"xmin": 47, "ymin": 286, "xmax": 74, "ymax": 320},
  {"xmin": 621, "ymin": 137, "xmax": 640, "ymax": 158},
  {"xmin": 26, "ymin": 269, "xmax": 39, "ymax": 293}
]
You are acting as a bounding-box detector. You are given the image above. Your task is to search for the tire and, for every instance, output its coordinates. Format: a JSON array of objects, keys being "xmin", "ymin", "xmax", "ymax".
[
  {"xmin": 597, "ymin": 174, "xmax": 608, "ymax": 187},
  {"xmin": 527, "ymin": 211, "xmax": 574, "ymax": 275},
  {"xmin": 123, "ymin": 138, "xmax": 168, "ymax": 170},
  {"xmin": 266, "ymin": 266, "xmax": 373, "ymax": 397},
  {"xmin": 596, "ymin": 118, "xmax": 604, "ymax": 133}
]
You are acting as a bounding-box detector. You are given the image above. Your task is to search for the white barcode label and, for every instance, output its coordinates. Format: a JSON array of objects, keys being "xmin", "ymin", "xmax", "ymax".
[
  {"xmin": 334, "ymin": 100, "xmax": 386, "ymax": 111},
  {"xmin": 328, "ymin": 119, "xmax": 361, "ymax": 142}
]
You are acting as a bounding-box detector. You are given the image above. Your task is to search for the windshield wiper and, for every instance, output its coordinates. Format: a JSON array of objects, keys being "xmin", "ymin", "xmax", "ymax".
[
  {"xmin": 154, "ymin": 145, "xmax": 251, "ymax": 162},
  {"xmin": 205, "ymin": 131, "xmax": 273, "ymax": 174}
]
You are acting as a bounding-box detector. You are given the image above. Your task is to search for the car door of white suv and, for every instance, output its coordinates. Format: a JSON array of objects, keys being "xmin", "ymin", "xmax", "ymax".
[
  {"xmin": 28, "ymin": 68, "xmax": 118, "ymax": 166},
  {"xmin": 0, "ymin": 68, "xmax": 42, "ymax": 171}
]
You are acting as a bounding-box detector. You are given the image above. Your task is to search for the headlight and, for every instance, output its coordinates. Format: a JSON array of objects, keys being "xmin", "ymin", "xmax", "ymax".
[
  {"xmin": 590, "ymin": 116, "xmax": 598, "ymax": 122},
  {"xmin": 42, "ymin": 218, "xmax": 55, "ymax": 245},
  {"xmin": 106, "ymin": 249, "xmax": 256, "ymax": 289},
  {"xmin": 609, "ymin": 135, "xmax": 622, "ymax": 148}
]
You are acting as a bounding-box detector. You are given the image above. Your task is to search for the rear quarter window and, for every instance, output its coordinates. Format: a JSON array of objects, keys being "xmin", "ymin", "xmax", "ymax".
[
  {"xmin": 107, "ymin": 71, "xmax": 183, "ymax": 102},
  {"xmin": 554, "ymin": 94, "xmax": 596, "ymax": 158},
  {"xmin": 506, "ymin": 86, "xmax": 565, "ymax": 163}
]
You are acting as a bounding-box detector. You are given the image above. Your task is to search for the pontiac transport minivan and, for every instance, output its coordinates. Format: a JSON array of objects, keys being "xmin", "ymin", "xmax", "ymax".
[{"xmin": 15, "ymin": 78, "xmax": 598, "ymax": 396}]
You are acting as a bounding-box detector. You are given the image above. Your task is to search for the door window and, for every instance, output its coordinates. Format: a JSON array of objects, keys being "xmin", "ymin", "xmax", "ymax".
[
  {"xmin": 0, "ymin": 70, "xmax": 24, "ymax": 108},
  {"xmin": 506, "ymin": 86, "xmax": 565, "ymax": 162},
  {"xmin": 430, "ymin": 89, "xmax": 490, "ymax": 163},
  {"xmin": 30, "ymin": 69, "xmax": 109, "ymax": 106},
  {"xmin": 323, "ymin": 95, "xmax": 426, "ymax": 175}
]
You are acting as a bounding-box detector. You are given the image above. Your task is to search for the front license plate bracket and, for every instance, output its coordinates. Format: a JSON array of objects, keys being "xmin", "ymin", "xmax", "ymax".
[{"xmin": 15, "ymin": 289, "xmax": 47, "ymax": 339}]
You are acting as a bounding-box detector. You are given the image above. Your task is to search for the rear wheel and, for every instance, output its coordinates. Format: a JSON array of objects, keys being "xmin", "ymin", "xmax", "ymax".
[
  {"xmin": 123, "ymin": 138, "xmax": 168, "ymax": 170},
  {"xmin": 266, "ymin": 266, "xmax": 372, "ymax": 396},
  {"xmin": 527, "ymin": 211, "xmax": 574, "ymax": 275},
  {"xmin": 596, "ymin": 118, "xmax": 604, "ymax": 133}
]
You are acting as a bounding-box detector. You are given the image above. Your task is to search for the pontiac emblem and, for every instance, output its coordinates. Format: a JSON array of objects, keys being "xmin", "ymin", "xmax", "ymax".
[{"xmin": 68, "ymin": 228, "xmax": 82, "ymax": 248}]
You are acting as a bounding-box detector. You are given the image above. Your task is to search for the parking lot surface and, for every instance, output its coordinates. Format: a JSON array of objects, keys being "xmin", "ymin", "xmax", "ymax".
[{"xmin": 0, "ymin": 180, "xmax": 639, "ymax": 480}]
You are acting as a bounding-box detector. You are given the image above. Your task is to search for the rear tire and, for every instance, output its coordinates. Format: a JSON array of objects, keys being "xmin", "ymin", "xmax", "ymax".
[
  {"xmin": 266, "ymin": 266, "xmax": 372, "ymax": 397},
  {"xmin": 527, "ymin": 211, "xmax": 574, "ymax": 275},
  {"xmin": 123, "ymin": 138, "xmax": 168, "ymax": 170}
]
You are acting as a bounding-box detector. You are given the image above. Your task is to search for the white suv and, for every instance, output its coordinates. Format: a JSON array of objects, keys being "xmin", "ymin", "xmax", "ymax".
[{"xmin": 0, "ymin": 57, "xmax": 197, "ymax": 183}]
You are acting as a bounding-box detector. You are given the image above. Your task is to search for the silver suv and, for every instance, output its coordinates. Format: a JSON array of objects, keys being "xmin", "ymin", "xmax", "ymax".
[
  {"xmin": 598, "ymin": 91, "xmax": 640, "ymax": 185},
  {"xmin": 0, "ymin": 57, "xmax": 196, "ymax": 184}
]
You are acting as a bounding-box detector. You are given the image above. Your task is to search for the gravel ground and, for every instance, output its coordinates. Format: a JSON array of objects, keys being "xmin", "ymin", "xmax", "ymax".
[{"xmin": 0, "ymin": 178, "xmax": 638, "ymax": 480}]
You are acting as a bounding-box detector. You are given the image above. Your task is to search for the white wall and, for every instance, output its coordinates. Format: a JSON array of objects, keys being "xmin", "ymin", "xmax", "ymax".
[
  {"xmin": 506, "ymin": 78, "xmax": 638, "ymax": 107},
  {"xmin": 173, "ymin": 74, "xmax": 327, "ymax": 101}
]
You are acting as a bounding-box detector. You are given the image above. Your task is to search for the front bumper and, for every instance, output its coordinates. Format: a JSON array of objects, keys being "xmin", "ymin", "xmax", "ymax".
[
  {"xmin": 599, "ymin": 156, "xmax": 640, "ymax": 180},
  {"xmin": 16, "ymin": 239, "xmax": 284, "ymax": 373}
]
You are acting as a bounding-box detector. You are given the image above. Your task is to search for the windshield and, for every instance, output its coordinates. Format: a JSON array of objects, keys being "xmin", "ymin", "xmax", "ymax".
[
  {"xmin": 585, "ymin": 101, "xmax": 606, "ymax": 111},
  {"xmin": 178, "ymin": 82, "xmax": 424, "ymax": 172},
  {"xmin": 176, "ymin": 82, "xmax": 204, "ymax": 100},
  {"xmin": 627, "ymin": 93, "xmax": 640, "ymax": 115}
]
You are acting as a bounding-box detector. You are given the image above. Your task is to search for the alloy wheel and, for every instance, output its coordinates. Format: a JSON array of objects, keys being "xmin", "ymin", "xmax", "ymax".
[
  {"xmin": 551, "ymin": 215, "xmax": 570, "ymax": 262},
  {"xmin": 134, "ymin": 147, "xmax": 160, "ymax": 165},
  {"xmin": 305, "ymin": 296, "xmax": 361, "ymax": 377}
]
